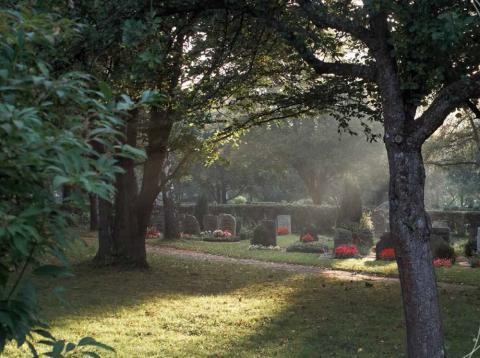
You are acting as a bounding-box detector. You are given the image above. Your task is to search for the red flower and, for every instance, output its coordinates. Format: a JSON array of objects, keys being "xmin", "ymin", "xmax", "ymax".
[
  {"xmin": 300, "ymin": 233, "xmax": 314, "ymax": 242},
  {"xmin": 379, "ymin": 248, "xmax": 395, "ymax": 260},
  {"xmin": 335, "ymin": 245, "xmax": 359, "ymax": 258},
  {"xmin": 277, "ymin": 227, "xmax": 289, "ymax": 236},
  {"xmin": 433, "ymin": 258, "xmax": 452, "ymax": 267}
]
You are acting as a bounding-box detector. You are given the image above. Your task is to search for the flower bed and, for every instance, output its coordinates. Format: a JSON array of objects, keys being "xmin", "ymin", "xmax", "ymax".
[
  {"xmin": 200, "ymin": 229, "xmax": 241, "ymax": 242},
  {"xmin": 277, "ymin": 226, "xmax": 289, "ymax": 236},
  {"xmin": 300, "ymin": 233, "xmax": 315, "ymax": 243},
  {"xmin": 146, "ymin": 226, "xmax": 161, "ymax": 239},
  {"xmin": 379, "ymin": 248, "xmax": 395, "ymax": 261},
  {"xmin": 286, "ymin": 241, "xmax": 328, "ymax": 253},
  {"xmin": 433, "ymin": 258, "xmax": 453, "ymax": 268},
  {"xmin": 334, "ymin": 244, "xmax": 359, "ymax": 259},
  {"xmin": 248, "ymin": 244, "xmax": 282, "ymax": 251}
]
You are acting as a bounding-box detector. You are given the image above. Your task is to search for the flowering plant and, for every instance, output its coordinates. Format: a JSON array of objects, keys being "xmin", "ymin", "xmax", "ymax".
[
  {"xmin": 248, "ymin": 244, "xmax": 281, "ymax": 251},
  {"xmin": 277, "ymin": 226, "xmax": 289, "ymax": 236},
  {"xmin": 213, "ymin": 229, "xmax": 232, "ymax": 238},
  {"xmin": 300, "ymin": 233, "xmax": 315, "ymax": 243},
  {"xmin": 146, "ymin": 226, "xmax": 161, "ymax": 239},
  {"xmin": 433, "ymin": 258, "xmax": 453, "ymax": 267},
  {"xmin": 334, "ymin": 244, "xmax": 359, "ymax": 258},
  {"xmin": 379, "ymin": 248, "xmax": 395, "ymax": 260}
]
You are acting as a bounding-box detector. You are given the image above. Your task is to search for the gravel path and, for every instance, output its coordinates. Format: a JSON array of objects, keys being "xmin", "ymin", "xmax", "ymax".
[{"xmin": 148, "ymin": 245, "xmax": 475, "ymax": 291}]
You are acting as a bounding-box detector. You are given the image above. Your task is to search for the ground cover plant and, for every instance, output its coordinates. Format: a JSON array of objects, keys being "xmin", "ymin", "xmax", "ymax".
[{"xmin": 3, "ymin": 235, "xmax": 480, "ymax": 357}]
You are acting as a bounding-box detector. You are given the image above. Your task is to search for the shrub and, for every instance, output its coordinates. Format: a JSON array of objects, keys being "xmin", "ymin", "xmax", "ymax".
[
  {"xmin": 232, "ymin": 195, "xmax": 248, "ymax": 204},
  {"xmin": 286, "ymin": 241, "xmax": 328, "ymax": 253},
  {"xmin": 334, "ymin": 244, "xmax": 359, "ymax": 258},
  {"xmin": 251, "ymin": 221, "xmax": 276, "ymax": 246},
  {"xmin": 277, "ymin": 226, "xmax": 289, "ymax": 236},
  {"xmin": 464, "ymin": 240, "xmax": 477, "ymax": 257},
  {"xmin": 333, "ymin": 228, "xmax": 353, "ymax": 248},
  {"xmin": 430, "ymin": 235, "xmax": 455, "ymax": 262}
]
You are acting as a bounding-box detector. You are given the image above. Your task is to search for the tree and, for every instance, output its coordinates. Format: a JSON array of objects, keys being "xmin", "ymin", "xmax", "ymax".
[
  {"xmin": 157, "ymin": 0, "xmax": 480, "ymax": 355},
  {"xmin": 0, "ymin": 6, "xmax": 125, "ymax": 354}
]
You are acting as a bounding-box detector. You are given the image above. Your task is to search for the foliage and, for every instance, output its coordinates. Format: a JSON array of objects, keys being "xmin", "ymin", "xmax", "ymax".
[
  {"xmin": 0, "ymin": 5, "xmax": 148, "ymax": 354},
  {"xmin": 286, "ymin": 241, "xmax": 328, "ymax": 254},
  {"xmin": 464, "ymin": 240, "xmax": 478, "ymax": 257}
]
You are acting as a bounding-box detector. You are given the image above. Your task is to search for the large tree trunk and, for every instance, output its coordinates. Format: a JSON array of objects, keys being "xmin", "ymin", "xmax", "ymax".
[
  {"xmin": 162, "ymin": 186, "xmax": 180, "ymax": 240},
  {"xmin": 93, "ymin": 197, "xmax": 113, "ymax": 265},
  {"xmin": 387, "ymin": 143, "xmax": 445, "ymax": 357},
  {"xmin": 89, "ymin": 194, "xmax": 98, "ymax": 231}
]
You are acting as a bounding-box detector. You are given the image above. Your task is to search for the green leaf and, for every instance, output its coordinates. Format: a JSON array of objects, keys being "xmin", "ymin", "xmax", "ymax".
[
  {"xmin": 52, "ymin": 176, "xmax": 70, "ymax": 190},
  {"xmin": 65, "ymin": 342, "xmax": 76, "ymax": 352},
  {"xmin": 52, "ymin": 340, "xmax": 65, "ymax": 356},
  {"xmin": 77, "ymin": 337, "xmax": 115, "ymax": 352},
  {"xmin": 83, "ymin": 352, "xmax": 101, "ymax": 358},
  {"xmin": 26, "ymin": 341, "xmax": 39, "ymax": 358},
  {"xmin": 33, "ymin": 329, "xmax": 55, "ymax": 341}
]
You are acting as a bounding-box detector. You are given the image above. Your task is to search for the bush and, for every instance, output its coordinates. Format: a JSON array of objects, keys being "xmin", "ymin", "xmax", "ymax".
[
  {"xmin": 464, "ymin": 240, "xmax": 477, "ymax": 257},
  {"xmin": 375, "ymin": 232, "xmax": 396, "ymax": 260},
  {"xmin": 251, "ymin": 221, "xmax": 276, "ymax": 246},
  {"xmin": 286, "ymin": 241, "xmax": 328, "ymax": 253},
  {"xmin": 277, "ymin": 226, "xmax": 289, "ymax": 236},
  {"xmin": 232, "ymin": 195, "xmax": 248, "ymax": 204},
  {"xmin": 333, "ymin": 228, "xmax": 353, "ymax": 248},
  {"xmin": 430, "ymin": 235, "xmax": 455, "ymax": 262},
  {"xmin": 378, "ymin": 248, "xmax": 396, "ymax": 260}
]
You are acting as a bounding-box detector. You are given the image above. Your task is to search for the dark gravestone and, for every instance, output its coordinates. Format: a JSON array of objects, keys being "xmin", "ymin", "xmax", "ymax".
[
  {"xmin": 375, "ymin": 232, "xmax": 397, "ymax": 259},
  {"xmin": 203, "ymin": 214, "xmax": 219, "ymax": 232},
  {"xmin": 333, "ymin": 228, "xmax": 353, "ymax": 249},
  {"xmin": 431, "ymin": 221, "xmax": 450, "ymax": 243},
  {"xmin": 219, "ymin": 214, "xmax": 236, "ymax": 236},
  {"xmin": 183, "ymin": 215, "xmax": 200, "ymax": 235}
]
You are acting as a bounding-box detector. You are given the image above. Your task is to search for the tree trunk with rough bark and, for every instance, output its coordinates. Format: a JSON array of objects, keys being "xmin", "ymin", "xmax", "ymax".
[
  {"xmin": 387, "ymin": 143, "xmax": 445, "ymax": 357},
  {"xmin": 89, "ymin": 194, "xmax": 98, "ymax": 231},
  {"xmin": 93, "ymin": 197, "xmax": 113, "ymax": 266},
  {"xmin": 162, "ymin": 187, "xmax": 180, "ymax": 240}
]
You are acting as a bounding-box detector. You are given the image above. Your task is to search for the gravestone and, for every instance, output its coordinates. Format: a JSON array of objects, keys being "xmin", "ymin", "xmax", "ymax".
[
  {"xmin": 477, "ymin": 227, "xmax": 480, "ymax": 253},
  {"xmin": 203, "ymin": 214, "xmax": 218, "ymax": 232},
  {"xmin": 375, "ymin": 232, "xmax": 397, "ymax": 260},
  {"xmin": 277, "ymin": 215, "xmax": 292, "ymax": 234},
  {"xmin": 219, "ymin": 213, "xmax": 236, "ymax": 236},
  {"xmin": 431, "ymin": 221, "xmax": 450, "ymax": 243},
  {"xmin": 183, "ymin": 215, "xmax": 200, "ymax": 235},
  {"xmin": 333, "ymin": 228, "xmax": 353, "ymax": 249}
]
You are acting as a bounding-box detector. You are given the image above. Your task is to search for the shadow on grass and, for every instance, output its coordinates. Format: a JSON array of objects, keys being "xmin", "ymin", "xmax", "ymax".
[{"xmin": 34, "ymin": 242, "xmax": 480, "ymax": 358}]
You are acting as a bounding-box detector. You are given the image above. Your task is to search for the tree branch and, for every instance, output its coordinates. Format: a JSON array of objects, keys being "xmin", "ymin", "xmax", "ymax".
[
  {"xmin": 413, "ymin": 74, "xmax": 480, "ymax": 144},
  {"xmin": 297, "ymin": 0, "xmax": 375, "ymax": 47}
]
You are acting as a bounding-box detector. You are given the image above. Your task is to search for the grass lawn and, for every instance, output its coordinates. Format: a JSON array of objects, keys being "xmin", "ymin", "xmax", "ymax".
[
  {"xmin": 4, "ymin": 236, "xmax": 480, "ymax": 358},
  {"xmin": 153, "ymin": 235, "xmax": 480, "ymax": 287}
]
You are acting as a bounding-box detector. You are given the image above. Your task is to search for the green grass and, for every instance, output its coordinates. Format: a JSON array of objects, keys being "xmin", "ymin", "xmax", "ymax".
[
  {"xmin": 4, "ymin": 243, "xmax": 480, "ymax": 357},
  {"xmin": 153, "ymin": 235, "xmax": 480, "ymax": 287}
]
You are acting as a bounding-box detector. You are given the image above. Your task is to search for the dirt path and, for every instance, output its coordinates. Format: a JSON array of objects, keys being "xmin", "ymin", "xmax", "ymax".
[{"xmin": 147, "ymin": 245, "xmax": 475, "ymax": 291}]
